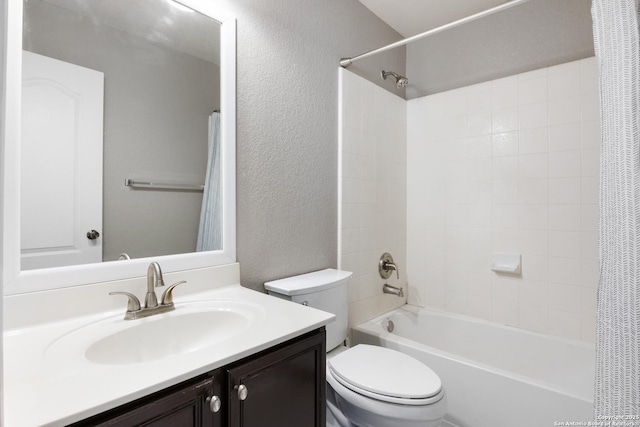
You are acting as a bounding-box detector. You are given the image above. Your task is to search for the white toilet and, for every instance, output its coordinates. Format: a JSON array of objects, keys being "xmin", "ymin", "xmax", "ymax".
[{"xmin": 265, "ymin": 269, "xmax": 447, "ymax": 427}]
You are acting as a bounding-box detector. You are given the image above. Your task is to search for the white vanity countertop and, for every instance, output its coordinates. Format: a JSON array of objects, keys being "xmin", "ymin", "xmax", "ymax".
[{"xmin": 4, "ymin": 283, "xmax": 334, "ymax": 427}]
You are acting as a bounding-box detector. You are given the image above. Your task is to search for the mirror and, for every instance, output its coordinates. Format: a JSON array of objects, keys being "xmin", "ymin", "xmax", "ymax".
[{"xmin": 2, "ymin": 0, "xmax": 236, "ymax": 294}]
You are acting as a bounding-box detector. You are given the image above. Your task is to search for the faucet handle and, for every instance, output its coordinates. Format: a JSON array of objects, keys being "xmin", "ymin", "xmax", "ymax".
[
  {"xmin": 161, "ymin": 280, "xmax": 188, "ymax": 305},
  {"xmin": 109, "ymin": 291, "xmax": 141, "ymax": 312},
  {"xmin": 379, "ymin": 252, "xmax": 400, "ymax": 279}
]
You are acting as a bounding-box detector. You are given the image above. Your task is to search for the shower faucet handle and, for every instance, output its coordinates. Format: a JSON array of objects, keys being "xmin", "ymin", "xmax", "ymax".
[{"xmin": 379, "ymin": 252, "xmax": 399, "ymax": 279}]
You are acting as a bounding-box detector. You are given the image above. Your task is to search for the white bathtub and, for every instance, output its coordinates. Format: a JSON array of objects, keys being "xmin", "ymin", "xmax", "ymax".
[{"xmin": 351, "ymin": 306, "xmax": 595, "ymax": 427}]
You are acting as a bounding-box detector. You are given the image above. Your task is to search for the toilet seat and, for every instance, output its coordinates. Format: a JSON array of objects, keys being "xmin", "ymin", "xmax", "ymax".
[{"xmin": 328, "ymin": 345, "xmax": 443, "ymax": 406}]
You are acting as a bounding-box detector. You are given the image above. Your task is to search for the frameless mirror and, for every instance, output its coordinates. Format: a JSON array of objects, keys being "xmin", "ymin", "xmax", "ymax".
[{"xmin": 2, "ymin": 0, "xmax": 236, "ymax": 294}]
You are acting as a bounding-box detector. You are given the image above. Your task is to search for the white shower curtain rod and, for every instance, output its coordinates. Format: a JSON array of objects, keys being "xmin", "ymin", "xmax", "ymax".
[{"xmin": 340, "ymin": 0, "xmax": 530, "ymax": 68}]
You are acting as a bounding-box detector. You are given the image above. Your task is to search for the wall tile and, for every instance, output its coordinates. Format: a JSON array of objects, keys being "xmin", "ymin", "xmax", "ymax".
[
  {"xmin": 492, "ymin": 80, "xmax": 519, "ymax": 110},
  {"xmin": 519, "ymin": 204, "xmax": 548, "ymax": 230},
  {"xmin": 548, "ymin": 68, "xmax": 581, "ymax": 100},
  {"xmin": 519, "ymin": 229, "xmax": 549, "ymax": 255},
  {"xmin": 406, "ymin": 58, "xmax": 600, "ymax": 342},
  {"xmin": 549, "ymin": 283, "xmax": 581, "ymax": 313},
  {"xmin": 492, "ymin": 180, "xmax": 519, "ymax": 204},
  {"xmin": 549, "ymin": 230, "xmax": 581, "ymax": 258},
  {"xmin": 581, "ymin": 149, "xmax": 600, "ymax": 176},
  {"xmin": 580, "ymin": 57, "xmax": 599, "ymax": 95},
  {"xmin": 518, "ymin": 280, "xmax": 549, "ymax": 307},
  {"xmin": 581, "ymin": 92, "xmax": 600, "ymax": 122},
  {"xmin": 468, "ymin": 181, "xmax": 493, "ymax": 205},
  {"xmin": 521, "ymin": 254, "xmax": 549, "ymax": 281},
  {"xmin": 548, "ymin": 96, "xmax": 581, "ymax": 126},
  {"xmin": 581, "ymin": 176, "xmax": 599, "ymax": 204},
  {"xmin": 492, "ymin": 299, "xmax": 518, "ymax": 326},
  {"xmin": 549, "ymin": 177, "xmax": 581, "ymax": 204},
  {"xmin": 519, "ymin": 153, "xmax": 548, "ymax": 180},
  {"xmin": 493, "ymin": 204, "xmax": 519, "ymax": 229},
  {"xmin": 519, "ymin": 127, "xmax": 548, "ymax": 154},
  {"xmin": 467, "ymin": 295, "xmax": 493, "ymax": 320},
  {"xmin": 581, "ymin": 314, "xmax": 596, "ymax": 342},
  {"xmin": 469, "ymin": 158, "xmax": 492, "ymax": 181},
  {"xmin": 580, "ymin": 286, "xmax": 597, "ymax": 315},
  {"xmin": 492, "ymin": 132, "xmax": 519, "ymax": 157},
  {"xmin": 519, "ymin": 76, "xmax": 547, "ymax": 106},
  {"xmin": 518, "ymin": 304, "xmax": 549, "ymax": 333},
  {"xmin": 548, "ymin": 310, "xmax": 581, "ymax": 340},
  {"xmin": 467, "ymin": 83, "xmax": 492, "ymax": 114},
  {"xmin": 549, "ymin": 204, "xmax": 581, "ymax": 231},
  {"xmin": 519, "ymin": 179, "xmax": 548, "ymax": 204},
  {"xmin": 468, "ymin": 204, "xmax": 492, "ymax": 227},
  {"xmin": 468, "ymin": 135, "xmax": 493, "ymax": 159},
  {"xmin": 445, "ymin": 291, "xmax": 468, "ymax": 315},
  {"xmin": 549, "ymin": 150, "xmax": 581, "ymax": 178},
  {"xmin": 519, "ymin": 102, "xmax": 548, "ymax": 130},
  {"xmin": 340, "ymin": 70, "xmax": 407, "ymax": 328},
  {"xmin": 468, "ymin": 112, "xmax": 493, "ymax": 136},
  {"xmin": 581, "ymin": 204, "xmax": 598, "ymax": 232},
  {"xmin": 581, "ymin": 231, "xmax": 598, "ymax": 260},
  {"xmin": 548, "ymin": 256, "xmax": 581, "ymax": 285},
  {"xmin": 492, "ymin": 275, "xmax": 519, "ymax": 302},
  {"xmin": 549, "ymin": 123, "xmax": 581, "ymax": 152},
  {"xmin": 582, "ymin": 120, "xmax": 601, "ymax": 150},
  {"xmin": 493, "ymin": 156, "xmax": 519, "ymax": 180},
  {"xmin": 492, "ymin": 107, "xmax": 519, "ymax": 133}
]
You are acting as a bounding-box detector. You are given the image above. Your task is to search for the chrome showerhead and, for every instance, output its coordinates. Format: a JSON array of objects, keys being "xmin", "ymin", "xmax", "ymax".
[{"xmin": 381, "ymin": 70, "xmax": 408, "ymax": 89}]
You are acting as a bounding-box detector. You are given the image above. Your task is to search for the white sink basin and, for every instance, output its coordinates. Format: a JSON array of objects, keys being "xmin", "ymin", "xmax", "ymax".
[{"xmin": 45, "ymin": 300, "xmax": 265, "ymax": 365}]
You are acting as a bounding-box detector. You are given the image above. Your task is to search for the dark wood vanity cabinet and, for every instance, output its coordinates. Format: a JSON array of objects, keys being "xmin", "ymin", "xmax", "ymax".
[
  {"xmin": 72, "ymin": 328, "xmax": 325, "ymax": 427},
  {"xmin": 70, "ymin": 373, "xmax": 220, "ymax": 427},
  {"xmin": 227, "ymin": 328, "xmax": 326, "ymax": 427}
]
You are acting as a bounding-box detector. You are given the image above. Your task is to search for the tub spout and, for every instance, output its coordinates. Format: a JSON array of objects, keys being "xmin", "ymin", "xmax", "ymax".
[{"xmin": 383, "ymin": 283, "xmax": 404, "ymax": 297}]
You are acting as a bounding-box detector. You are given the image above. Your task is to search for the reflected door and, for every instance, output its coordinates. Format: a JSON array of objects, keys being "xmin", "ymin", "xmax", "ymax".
[{"xmin": 21, "ymin": 51, "xmax": 104, "ymax": 270}]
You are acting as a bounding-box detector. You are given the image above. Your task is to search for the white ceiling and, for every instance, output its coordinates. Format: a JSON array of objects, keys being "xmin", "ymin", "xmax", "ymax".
[{"xmin": 358, "ymin": 0, "xmax": 511, "ymax": 37}]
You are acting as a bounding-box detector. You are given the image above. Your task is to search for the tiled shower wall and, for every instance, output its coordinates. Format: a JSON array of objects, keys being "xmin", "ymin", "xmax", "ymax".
[
  {"xmin": 338, "ymin": 69, "xmax": 407, "ymax": 327},
  {"xmin": 407, "ymin": 57, "xmax": 600, "ymax": 342}
]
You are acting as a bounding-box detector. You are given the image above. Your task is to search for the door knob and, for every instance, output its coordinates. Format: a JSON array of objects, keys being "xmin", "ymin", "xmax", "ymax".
[
  {"xmin": 86, "ymin": 230, "xmax": 100, "ymax": 240},
  {"xmin": 206, "ymin": 395, "xmax": 221, "ymax": 413},
  {"xmin": 235, "ymin": 384, "xmax": 248, "ymax": 401}
]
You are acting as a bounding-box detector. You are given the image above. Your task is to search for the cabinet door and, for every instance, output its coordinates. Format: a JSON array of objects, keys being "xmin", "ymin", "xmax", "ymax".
[
  {"xmin": 227, "ymin": 329, "xmax": 326, "ymax": 427},
  {"xmin": 72, "ymin": 375, "xmax": 217, "ymax": 427}
]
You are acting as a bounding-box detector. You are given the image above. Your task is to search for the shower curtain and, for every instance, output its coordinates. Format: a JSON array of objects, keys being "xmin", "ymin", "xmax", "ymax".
[
  {"xmin": 592, "ymin": 0, "xmax": 640, "ymax": 418},
  {"xmin": 197, "ymin": 112, "xmax": 222, "ymax": 251}
]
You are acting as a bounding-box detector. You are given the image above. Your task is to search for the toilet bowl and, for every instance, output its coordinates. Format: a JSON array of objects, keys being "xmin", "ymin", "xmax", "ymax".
[
  {"xmin": 264, "ymin": 269, "xmax": 447, "ymax": 427},
  {"xmin": 326, "ymin": 344, "xmax": 446, "ymax": 427}
]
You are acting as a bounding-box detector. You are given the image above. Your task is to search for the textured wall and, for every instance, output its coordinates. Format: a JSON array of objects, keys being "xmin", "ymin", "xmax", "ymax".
[
  {"xmin": 406, "ymin": 0, "xmax": 595, "ymax": 98},
  {"xmin": 212, "ymin": 0, "xmax": 406, "ymax": 290}
]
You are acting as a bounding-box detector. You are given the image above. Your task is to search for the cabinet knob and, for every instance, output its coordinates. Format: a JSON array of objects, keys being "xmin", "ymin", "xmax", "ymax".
[
  {"xmin": 206, "ymin": 395, "xmax": 221, "ymax": 413},
  {"xmin": 235, "ymin": 384, "xmax": 248, "ymax": 401}
]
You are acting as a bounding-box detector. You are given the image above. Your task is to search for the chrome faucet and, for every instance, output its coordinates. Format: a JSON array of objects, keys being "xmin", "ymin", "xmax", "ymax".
[
  {"xmin": 145, "ymin": 261, "xmax": 165, "ymax": 308},
  {"xmin": 110, "ymin": 262, "xmax": 187, "ymax": 320},
  {"xmin": 383, "ymin": 283, "xmax": 404, "ymax": 297}
]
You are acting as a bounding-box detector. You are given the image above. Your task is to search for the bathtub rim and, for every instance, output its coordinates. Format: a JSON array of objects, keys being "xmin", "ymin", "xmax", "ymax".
[{"xmin": 352, "ymin": 304, "xmax": 595, "ymax": 404}]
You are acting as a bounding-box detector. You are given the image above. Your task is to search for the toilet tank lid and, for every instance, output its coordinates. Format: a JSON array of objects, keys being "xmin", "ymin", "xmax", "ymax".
[{"xmin": 264, "ymin": 269, "xmax": 352, "ymax": 296}]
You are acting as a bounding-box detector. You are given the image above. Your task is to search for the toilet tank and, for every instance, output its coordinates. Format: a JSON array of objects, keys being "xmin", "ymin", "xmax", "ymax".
[{"xmin": 264, "ymin": 269, "xmax": 352, "ymax": 351}]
